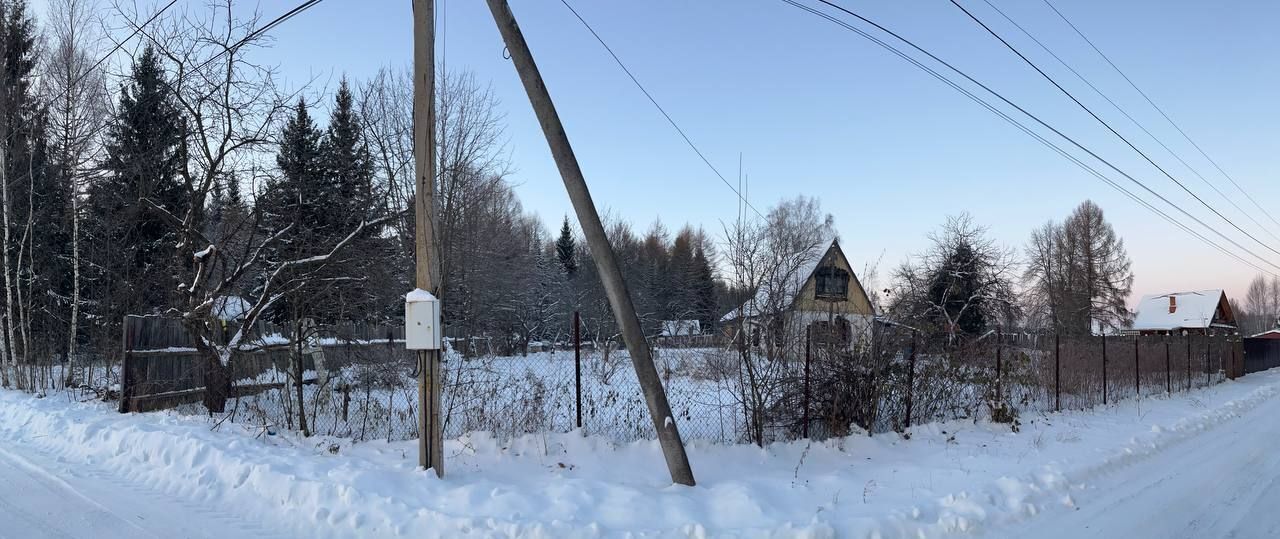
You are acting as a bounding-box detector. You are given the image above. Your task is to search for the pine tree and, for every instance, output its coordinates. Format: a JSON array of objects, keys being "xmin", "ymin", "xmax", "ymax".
[
  {"xmin": 322, "ymin": 78, "xmax": 376, "ymax": 228},
  {"xmin": 927, "ymin": 242, "xmax": 987, "ymax": 337},
  {"xmin": 21, "ymin": 110, "xmax": 73, "ymax": 358},
  {"xmin": 262, "ymin": 97, "xmax": 323, "ymax": 238},
  {"xmin": 0, "ymin": 0, "xmax": 39, "ymax": 375},
  {"xmin": 667, "ymin": 228, "xmax": 696, "ymax": 319},
  {"xmin": 258, "ymin": 90, "xmax": 395, "ymax": 327},
  {"xmin": 692, "ymin": 244, "xmax": 717, "ymax": 331},
  {"xmin": 84, "ymin": 45, "xmax": 186, "ymax": 332},
  {"xmin": 256, "ymin": 97, "xmax": 324, "ymax": 323},
  {"xmin": 320, "ymin": 78, "xmax": 394, "ymax": 323},
  {"xmin": 555, "ymin": 216, "xmax": 577, "ymax": 278}
]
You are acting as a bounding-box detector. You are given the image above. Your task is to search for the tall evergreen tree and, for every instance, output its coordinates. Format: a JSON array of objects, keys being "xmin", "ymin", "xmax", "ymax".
[
  {"xmin": 927, "ymin": 242, "xmax": 987, "ymax": 336},
  {"xmin": 259, "ymin": 88, "xmax": 394, "ymax": 327},
  {"xmin": 261, "ymin": 97, "xmax": 323, "ymax": 238},
  {"xmin": 84, "ymin": 46, "xmax": 186, "ymax": 339},
  {"xmin": 555, "ymin": 216, "xmax": 577, "ymax": 278},
  {"xmin": 322, "ymin": 78, "xmax": 376, "ymax": 228},
  {"xmin": 20, "ymin": 110, "xmax": 73, "ymax": 359},
  {"xmin": 256, "ymin": 97, "xmax": 324, "ymax": 324},
  {"xmin": 0, "ymin": 0, "xmax": 39, "ymax": 375},
  {"xmin": 691, "ymin": 244, "xmax": 717, "ymax": 331},
  {"xmin": 321, "ymin": 78, "xmax": 395, "ymax": 323}
]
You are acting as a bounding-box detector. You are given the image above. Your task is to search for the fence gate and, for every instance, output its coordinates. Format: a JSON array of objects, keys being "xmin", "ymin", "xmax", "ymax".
[{"xmin": 1243, "ymin": 338, "xmax": 1280, "ymax": 374}]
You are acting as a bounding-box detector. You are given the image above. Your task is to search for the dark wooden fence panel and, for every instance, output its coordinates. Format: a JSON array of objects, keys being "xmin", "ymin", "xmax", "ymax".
[{"xmin": 1243, "ymin": 338, "xmax": 1280, "ymax": 374}]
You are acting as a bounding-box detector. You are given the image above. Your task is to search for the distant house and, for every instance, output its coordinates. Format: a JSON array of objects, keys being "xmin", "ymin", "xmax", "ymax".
[
  {"xmin": 721, "ymin": 239, "xmax": 876, "ymax": 348},
  {"xmin": 1251, "ymin": 329, "xmax": 1280, "ymax": 340},
  {"xmin": 212, "ymin": 296, "xmax": 251, "ymax": 322},
  {"xmin": 1130, "ymin": 289, "xmax": 1237, "ymax": 335},
  {"xmin": 660, "ymin": 320, "xmax": 701, "ymax": 337}
]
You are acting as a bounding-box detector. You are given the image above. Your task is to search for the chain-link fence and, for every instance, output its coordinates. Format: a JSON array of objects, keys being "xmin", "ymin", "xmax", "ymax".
[{"xmin": 119, "ymin": 313, "xmax": 1245, "ymax": 445}]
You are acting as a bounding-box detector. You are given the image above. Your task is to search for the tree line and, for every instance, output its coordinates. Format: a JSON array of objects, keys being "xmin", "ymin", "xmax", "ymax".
[
  {"xmin": 0, "ymin": 0, "xmax": 739, "ymax": 401},
  {"xmin": 0, "ymin": 0, "xmax": 1174, "ymax": 416}
]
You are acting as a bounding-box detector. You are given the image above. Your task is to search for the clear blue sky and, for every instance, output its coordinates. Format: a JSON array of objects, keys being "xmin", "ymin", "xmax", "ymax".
[{"xmin": 50, "ymin": 0, "xmax": 1280, "ymax": 305}]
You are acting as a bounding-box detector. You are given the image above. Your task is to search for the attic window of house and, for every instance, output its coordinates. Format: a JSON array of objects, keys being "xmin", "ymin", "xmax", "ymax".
[{"xmin": 814, "ymin": 265, "xmax": 850, "ymax": 301}]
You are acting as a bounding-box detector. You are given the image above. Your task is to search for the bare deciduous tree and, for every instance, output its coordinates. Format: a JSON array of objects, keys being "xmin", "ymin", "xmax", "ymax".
[
  {"xmin": 1023, "ymin": 201, "xmax": 1133, "ymax": 335},
  {"xmin": 890, "ymin": 213, "xmax": 1019, "ymax": 342}
]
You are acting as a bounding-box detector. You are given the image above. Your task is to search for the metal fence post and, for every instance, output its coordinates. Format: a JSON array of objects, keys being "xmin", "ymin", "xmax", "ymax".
[
  {"xmin": 1134, "ymin": 335, "xmax": 1140, "ymax": 398},
  {"xmin": 1101, "ymin": 333, "xmax": 1108, "ymax": 406},
  {"xmin": 803, "ymin": 325, "xmax": 811, "ymax": 439},
  {"xmin": 906, "ymin": 327, "xmax": 916, "ymax": 427},
  {"xmin": 574, "ymin": 311, "xmax": 582, "ymax": 430},
  {"xmin": 1186, "ymin": 335, "xmax": 1191, "ymax": 391},
  {"xmin": 1054, "ymin": 333, "xmax": 1060, "ymax": 412},
  {"xmin": 117, "ymin": 316, "xmax": 133, "ymax": 414},
  {"xmin": 995, "ymin": 326, "xmax": 1003, "ymax": 401},
  {"xmin": 1165, "ymin": 338, "xmax": 1171, "ymax": 394},
  {"xmin": 1206, "ymin": 335, "xmax": 1211, "ymax": 386}
]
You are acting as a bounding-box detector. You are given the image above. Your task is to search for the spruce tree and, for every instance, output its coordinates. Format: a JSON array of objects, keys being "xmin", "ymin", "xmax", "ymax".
[
  {"xmin": 692, "ymin": 244, "xmax": 717, "ymax": 331},
  {"xmin": 322, "ymin": 78, "xmax": 376, "ymax": 228},
  {"xmin": 256, "ymin": 97, "xmax": 324, "ymax": 324},
  {"xmin": 321, "ymin": 78, "xmax": 394, "ymax": 323},
  {"xmin": 85, "ymin": 44, "xmax": 186, "ymax": 325},
  {"xmin": 262, "ymin": 97, "xmax": 323, "ymax": 238},
  {"xmin": 927, "ymin": 242, "xmax": 987, "ymax": 337},
  {"xmin": 555, "ymin": 216, "xmax": 577, "ymax": 278}
]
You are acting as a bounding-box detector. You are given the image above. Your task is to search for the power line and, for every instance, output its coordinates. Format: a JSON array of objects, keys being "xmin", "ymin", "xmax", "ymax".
[
  {"xmin": 778, "ymin": 0, "xmax": 1274, "ymax": 278},
  {"xmin": 67, "ymin": 0, "xmax": 180, "ymax": 92},
  {"xmin": 1041, "ymin": 0, "xmax": 1280, "ymax": 233},
  {"xmin": 185, "ymin": 0, "xmax": 325, "ymax": 76},
  {"xmin": 977, "ymin": 0, "xmax": 1280, "ymax": 245},
  {"xmin": 557, "ymin": 0, "xmax": 767, "ymax": 220},
  {"xmin": 949, "ymin": 0, "xmax": 1280, "ymax": 263},
  {"xmin": 116, "ymin": 0, "xmax": 324, "ymax": 81},
  {"xmin": 780, "ymin": 0, "xmax": 1280, "ymax": 275}
]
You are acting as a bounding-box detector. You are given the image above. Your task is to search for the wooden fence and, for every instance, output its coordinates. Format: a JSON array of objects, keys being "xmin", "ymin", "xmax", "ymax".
[{"xmin": 118, "ymin": 315, "xmax": 409, "ymax": 413}]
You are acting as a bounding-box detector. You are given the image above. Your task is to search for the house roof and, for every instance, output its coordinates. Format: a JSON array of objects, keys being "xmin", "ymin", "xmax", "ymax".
[
  {"xmin": 212, "ymin": 295, "xmax": 251, "ymax": 322},
  {"xmin": 721, "ymin": 239, "xmax": 873, "ymax": 322},
  {"xmin": 1251, "ymin": 329, "xmax": 1280, "ymax": 339},
  {"xmin": 1131, "ymin": 289, "xmax": 1234, "ymax": 331}
]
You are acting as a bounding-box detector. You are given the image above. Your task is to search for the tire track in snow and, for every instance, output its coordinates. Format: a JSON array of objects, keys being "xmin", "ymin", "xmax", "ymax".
[
  {"xmin": 974, "ymin": 378, "xmax": 1280, "ymax": 538},
  {"xmin": 0, "ymin": 428, "xmax": 289, "ymax": 538}
]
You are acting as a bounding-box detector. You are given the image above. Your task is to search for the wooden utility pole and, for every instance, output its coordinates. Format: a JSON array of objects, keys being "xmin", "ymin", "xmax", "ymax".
[
  {"xmin": 485, "ymin": 0, "xmax": 695, "ymax": 486},
  {"xmin": 413, "ymin": 0, "xmax": 443, "ymax": 477}
]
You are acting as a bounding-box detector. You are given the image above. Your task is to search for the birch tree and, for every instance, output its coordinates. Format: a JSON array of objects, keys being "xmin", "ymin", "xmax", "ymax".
[{"xmin": 44, "ymin": 0, "xmax": 109, "ymax": 384}]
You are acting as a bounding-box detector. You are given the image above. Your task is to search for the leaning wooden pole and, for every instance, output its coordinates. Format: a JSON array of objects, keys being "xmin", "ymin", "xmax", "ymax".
[
  {"xmin": 485, "ymin": 0, "xmax": 695, "ymax": 486},
  {"xmin": 413, "ymin": 0, "xmax": 444, "ymax": 477}
]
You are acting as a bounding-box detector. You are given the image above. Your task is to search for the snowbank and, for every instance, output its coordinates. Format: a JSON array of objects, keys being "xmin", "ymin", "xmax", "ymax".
[{"xmin": 2, "ymin": 370, "xmax": 1279, "ymax": 537}]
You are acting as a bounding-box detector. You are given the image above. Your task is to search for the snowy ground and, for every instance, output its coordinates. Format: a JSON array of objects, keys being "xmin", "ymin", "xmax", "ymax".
[{"xmin": 2, "ymin": 369, "xmax": 1279, "ymax": 537}]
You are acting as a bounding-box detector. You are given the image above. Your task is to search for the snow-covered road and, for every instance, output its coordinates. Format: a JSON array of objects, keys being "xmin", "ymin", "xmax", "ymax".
[
  {"xmin": 3, "ymin": 371, "xmax": 1280, "ymax": 538},
  {"xmin": 0, "ymin": 428, "xmax": 284, "ymax": 539},
  {"xmin": 992, "ymin": 382, "xmax": 1280, "ymax": 539}
]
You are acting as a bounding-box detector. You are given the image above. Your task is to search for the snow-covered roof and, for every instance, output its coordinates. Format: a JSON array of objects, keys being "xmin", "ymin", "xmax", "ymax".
[
  {"xmin": 721, "ymin": 239, "xmax": 862, "ymax": 322},
  {"xmin": 660, "ymin": 320, "xmax": 701, "ymax": 337},
  {"xmin": 1250, "ymin": 329, "xmax": 1280, "ymax": 339},
  {"xmin": 212, "ymin": 296, "xmax": 251, "ymax": 322},
  {"xmin": 1131, "ymin": 290, "xmax": 1234, "ymax": 331}
]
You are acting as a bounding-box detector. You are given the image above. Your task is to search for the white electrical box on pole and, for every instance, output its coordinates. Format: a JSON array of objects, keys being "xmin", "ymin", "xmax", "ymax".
[
  {"xmin": 405, "ymin": 289, "xmax": 442, "ymax": 351},
  {"xmin": 412, "ymin": 0, "xmax": 443, "ymax": 477}
]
